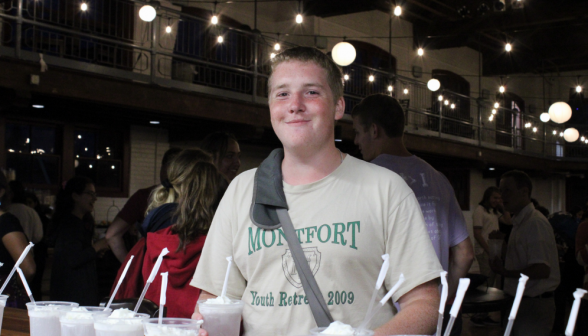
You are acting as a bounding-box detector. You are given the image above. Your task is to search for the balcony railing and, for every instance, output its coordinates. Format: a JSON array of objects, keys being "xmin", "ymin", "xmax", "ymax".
[{"xmin": 1, "ymin": 0, "xmax": 586, "ymax": 161}]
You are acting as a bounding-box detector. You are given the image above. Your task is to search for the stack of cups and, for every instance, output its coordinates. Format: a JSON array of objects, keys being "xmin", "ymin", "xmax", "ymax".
[
  {"xmin": 26, "ymin": 301, "xmax": 79, "ymax": 336},
  {"xmin": 143, "ymin": 318, "xmax": 203, "ymax": 335},
  {"xmin": 197, "ymin": 299, "xmax": 244, "ymax": 336},
  {"xmin": 60, "ymin": 307, "xmax": 112, "ymax": 336},
  {"xmin": 93, "ymin": 312, "xmax": 149, "ymax": 336}
]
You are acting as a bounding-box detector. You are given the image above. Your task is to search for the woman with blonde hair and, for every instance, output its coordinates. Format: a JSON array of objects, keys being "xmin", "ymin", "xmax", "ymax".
[{"xmin": 111, "ymin": 149, "xmax": 225, "ymax": 318}]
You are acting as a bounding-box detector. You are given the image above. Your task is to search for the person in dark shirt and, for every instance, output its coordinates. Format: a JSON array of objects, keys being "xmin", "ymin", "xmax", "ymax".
[
  {"xmin": 106, "ymin": 148, "xmax": 182, "ymax": 263},
  {"xmin": 0, "ymin": 171, "xmax": 36, "ymax": 308},
  {"xmin": 50, "ymin": 176, "xmax": 109, "ymax": 306}
]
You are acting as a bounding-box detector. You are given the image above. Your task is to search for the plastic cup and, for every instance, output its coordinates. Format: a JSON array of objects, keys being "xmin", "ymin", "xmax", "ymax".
[
  {"xmin": 60, "ymin": 307, "xmax": 112, "ymax": 336},
  {"xmin": 26, "ymin": 301, "xmax": 79, "ymax": 336},
  {"xmin": 197, "ymin": 299, "xmax": 244, "ymax": 336},
  {"xmin": 143, "ymin": 318, "xmax": 203, "ymax": 335},
  {"xmin": 309, "ymin": 327, "xmax": 375, "ymax": 336},
  {"xmin": 93, "ymin": 312, "xmax": 149, "ymax": 336},
  {"xmin": 0, "ymin": 295, "xmax": 8, "ymax": 331}
]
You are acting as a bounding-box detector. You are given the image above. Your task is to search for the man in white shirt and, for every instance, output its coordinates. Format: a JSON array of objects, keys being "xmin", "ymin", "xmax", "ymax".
[
  {"xmin": 491, "ymin": 170, "xmax": 560, "ymax": 336},
  {"xmin": 191, "ymin": 47, "xmax": 443, "ymax": 336}
]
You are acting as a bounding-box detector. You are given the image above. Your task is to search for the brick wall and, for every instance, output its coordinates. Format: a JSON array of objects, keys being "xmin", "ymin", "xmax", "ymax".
[{"xmin": 93, "ymin": 125, "xmax": 169, "ymax": 223}]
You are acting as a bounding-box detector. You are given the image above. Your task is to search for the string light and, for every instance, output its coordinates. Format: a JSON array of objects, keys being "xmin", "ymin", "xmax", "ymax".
[
  {"xmin": 553, "ymin": 130, "xmax": 557, "ymax": 135},
  {"xmin": 494, "ymin": 102, "xmax": 499, "ymax": 108},
  {"xmin": 444, "ymin": 100, "xmax": 449, "ymax": 105},
  {"xmin": 576, "ymin": 85, "xmax": 582, "ymax": 93},
  {"xmin": 165, "ymin": 25, "xmax": 172, "ymax": 33},
  {"xmin": 581, "ymin": 136, "xmax": 586, "ymax": 142},
  {"xmin": 492, "ymin": 109, "xmax": 497, "ymax": 114},
  {"xmin": 139, "ymin": 5, "xmax": 156, "ymax": 22},
  {"xmin": 217, "ymin": 35, "xmax": 224, "ymax": 43},
  {"xmin": 270, "ymin": 53, "xmax": 276, "ymax": 59},
  {"xmin": 296, "ymin": 14, "xmax": 303, "ymax": 23},
  {"xmin": 388, "ymin": 85, "xmax": 393, "ymax": 92},
  {"xmin": 499, "ymin": 85, "xmax": 505, "ymax": 93},
  {"xmin": 417, "ymin": 48, "xmax": 424, "ymax": 56},
  {"xmin": 403, "ymin": 88, "xmax": 409, "ymax": 94},
  {"xmin": 211, "ymin": 15, "xmax": 218, "ymax": 24},
  {"xmin": 532, "ymin": 127, "xmax": 537, "ymax": 133},
  {"xmin": 344, "ymin": 74, "xmax": 349, "ymax": 81},
  {"xmin": 540, "ymin": 112, "xmax": 550, "ymax": 122},
  {"xmin": 274, "ymin": 43, "xmax": 280, "ymax": 51},
  {"xmin": 505, "ymin": 43, "xmax": 512, "ymax": 52},
  {"xmin": 450, "ymin": 103, "xmax": 455, "ymax": 109},
  {"xmin": 81, "ymin": 2, "xmax": 88, "ymax": 11},
  {"xmin": 438, "ymin": 95, "xmax": 443, "ymax": 101},
  {"xmin": 368, "ymin": 75, "xmax": 375, "ymax": 82},
  {"xmin": 489, "ymin": 115, "xmax": 494, "ymax": 121},
  {"xmin": 394, "ymin": 6, "xmax": 402, "ymax": 16}
]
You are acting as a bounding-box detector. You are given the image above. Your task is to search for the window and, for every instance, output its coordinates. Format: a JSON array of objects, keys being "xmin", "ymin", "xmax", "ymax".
[
  {"xmin": 74, "ymin": 129, "xmax": 123, "ymax": 189},
  {"xmin": 5, "ymin": 123, "xmax": 61, "ymax": 186}
]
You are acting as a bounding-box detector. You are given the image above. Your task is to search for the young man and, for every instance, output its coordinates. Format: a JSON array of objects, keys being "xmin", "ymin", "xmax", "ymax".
[
  {"xmin": 351, "ymin": 94, "xmax": 474, "ymax": 335},
  {"xmin": 191, "ymin": 47, "xmax": 443, "ymax": 336},
  {"xmin": 491, "ymin": 170, "xmax": 560, "ymax": 336}
]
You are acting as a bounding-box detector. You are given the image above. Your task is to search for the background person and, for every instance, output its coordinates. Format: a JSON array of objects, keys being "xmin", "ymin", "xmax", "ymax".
[
  {"xmin": 106, "ymin": 147, "xmax": 182, "ymax": 263},
  {"xmin": 350, "ymin": 93, "xmax": 474, "ymax": 336},
  {"xmin": 50, "ymin": 176, "xmax": 109, "ymax": 306},
  {"xmin": 200, "ymin": 132, "xmax": 241, "ymax": 182},
  {"xmin": 0, "ymin": 171, "xmax": 35, "ymax": 308},
  {"xmin": 490, "ymin": 170, "xmax": 560, "ymax": 336}
]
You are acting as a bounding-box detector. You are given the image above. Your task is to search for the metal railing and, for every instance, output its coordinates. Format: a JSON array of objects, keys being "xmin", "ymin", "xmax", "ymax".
[{"xmin": 1, "ymin": 0, "xmax": 586, "ymax": 160}]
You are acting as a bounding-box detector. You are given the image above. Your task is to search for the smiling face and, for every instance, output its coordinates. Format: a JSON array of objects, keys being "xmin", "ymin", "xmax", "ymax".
[
  {"xmin": 72, "ymin": 183, "xmax": 97, "ymax": 215},
  {"xmin": 269, "ymin": 61, "xmax": 345, "ymax": 152},
  {"xmin": 489, "ymin": 191, "xmax": 502, "ymax": 209},
  {"xmin": 217, "ymin": 139, "xmax": 241, "ymax": 181}
]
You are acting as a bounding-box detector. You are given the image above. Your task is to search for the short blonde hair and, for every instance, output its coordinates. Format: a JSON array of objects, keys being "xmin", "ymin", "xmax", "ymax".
[{"xmin": 268, "ymin": 47, "xmax": 344, "ymax": 104}]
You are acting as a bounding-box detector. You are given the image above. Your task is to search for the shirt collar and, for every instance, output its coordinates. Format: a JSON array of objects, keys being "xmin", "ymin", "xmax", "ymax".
[{"xmin": 512, "ymin": 202, "xmax": 535, "ymax": 226}]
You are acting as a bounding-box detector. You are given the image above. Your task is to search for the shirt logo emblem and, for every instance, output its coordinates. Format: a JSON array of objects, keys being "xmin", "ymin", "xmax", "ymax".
[{"xmin": 281, "ymin": 247, "xmax": 321, "ymax": 288}]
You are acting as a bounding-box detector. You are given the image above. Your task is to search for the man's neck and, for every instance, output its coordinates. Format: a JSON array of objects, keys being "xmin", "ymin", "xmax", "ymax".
[
  {"xmin": 511, "ymin": 201, "xmax": 532, "ymax": 217},
  {"xmin": 282, "ymin": 144, "xmax": 343, "ymax": 186},
  {"xmin": 376, "ymin": 137, "xmax": 412, "ymax": 159},
  {"xmin": 71, "ymin": 208, "xmax": 86, "ymax": 220}
]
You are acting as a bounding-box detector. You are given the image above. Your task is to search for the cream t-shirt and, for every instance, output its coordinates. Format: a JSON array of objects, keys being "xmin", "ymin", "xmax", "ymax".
[
  {"xmin": 472, "ymin": 205, "xmax": 499, "ymax": 255},
  {"xmin": 191, "ymin": 155, "xmax": 442, "ymax": 336}
]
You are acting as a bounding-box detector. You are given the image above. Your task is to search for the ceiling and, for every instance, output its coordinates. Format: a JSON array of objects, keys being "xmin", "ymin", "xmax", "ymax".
[{"xmin": 304, "ymin": 0, "xmax": 588, "ymax": 75}]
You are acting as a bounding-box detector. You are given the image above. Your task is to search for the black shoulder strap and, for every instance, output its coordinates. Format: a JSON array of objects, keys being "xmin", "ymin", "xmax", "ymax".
[{"xmin": 250, "ymin": 149, "xmax": 333, "ymax": 327}]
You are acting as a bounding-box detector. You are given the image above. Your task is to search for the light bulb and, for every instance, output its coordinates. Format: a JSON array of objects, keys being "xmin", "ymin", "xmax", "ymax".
[
  {"xmin": 217, "ymin": 35, "xmax": 223, "ymax": 43},
  {"xmin": 211, "ymin": 15, "xmax": 218, "ymax": 25},
  {"xmin": 444, "ymin": 100, "xmax": 449, "ymax": 105},
  {"xmin": 492, "ymin": 109, "xmax": 497, "ymax": 114},
  {"xmin": 450, "ymin": 103, "xmax": 455, "ymax": 109},
  {"xmin": 165, "ymin": 25, "xmax": 172, "ymax": 33},
  {"xmin": 499, "ymin": 85, "xmax": 505, "ymax": 93},
  {"xmin": 296, "ymin": 14, "xmax": 303, "ymax": 23},
  {"xmin": 560, "ymin": 132, "xmax": 564, "ymax": 137},
  {"xmin": 576, "ymin": 85, "xmax": 582, "ymax": 93},
  {"xmin": 438, "ymin": 95, "xmax": 443, "ymax": 101},
  {"xmin": 388, "ymin": 85, "xmax": 393, "ymax": 92},
  {"xmin": 274, "ymin": 43, "xmax": 280, "ymax": 51},
  {"xmin": 81, "ymin": 2, "xmax": 88, "ymax": 11},
  {"xmin": 540, "ymin": 112, "xmax": 550, "ymax": 122},
  {"xmin": 552, "ymin": 130, "xmax": 557, "ymax": 135},
  {"xmin": 344, "ymin": 74, "xmax": 349, "ymax": 81},
  {"xmin": 533, "ymin": 127, "xmax": 537, "ymax": 133},
  {"xmin": 427, "ymin": 79, "xmax": 441, "ymax": 91},
  {"xmin": 494, "ymin": 102, "xmax": 499, "ymax": 108},
  {"xmin": 505, "ymin": 43, "xmax": 512, "ymax": 52},
  {"xmin": 139, "ymin": 5, "xmax": 157, "ymax": 22},
  {"xmin": 581, "ymin": 136, "xmax": 586, "ymax": 142},
  {"xmin": 489, "ymin": 115, "xmax": 493, "ymax": 121},
  {"xmin": 403, "ymin": 88, "xmax": 409, "ymax": 94},
  {"xmin": 270, "ymin": 53, "xmax": 276, "ymax": 59},
  {"xmin": 368, "ymin": 75, "xmax": 375, "ymax": 82},
  {"xmin": 417, "ymin": 48, "xmax": 424, "ymax": 56},
  {"xmin": 394, "ymin": 6, "xmax": 402, "ymax": 16}
]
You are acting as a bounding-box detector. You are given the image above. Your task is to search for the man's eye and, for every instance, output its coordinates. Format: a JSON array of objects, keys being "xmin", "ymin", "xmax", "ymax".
[
  {"xmin": 277, "ymin": 92, "xmax": 288, "ymax": 97},
  {"xmin": 308, "ymin": 90, "xmax": 319, "ymax": 95}
]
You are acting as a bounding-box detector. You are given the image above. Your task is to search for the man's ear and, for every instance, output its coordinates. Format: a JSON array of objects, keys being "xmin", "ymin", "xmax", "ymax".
[
  {"xmin": 370, "ymin": 123, "xmax": 380, "ymax": 139},
  {"xmin": 334, "ymin": 97, "xmax": 345, "ymax": 120}
]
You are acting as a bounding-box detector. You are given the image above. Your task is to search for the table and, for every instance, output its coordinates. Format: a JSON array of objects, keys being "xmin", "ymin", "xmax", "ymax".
[
  {"xmin": 2, "ymin": 307, "xmax": 29, "ymax": 335},
  {"xmin": 462, "ymin": 286, "xmax": 509, "ymax": 315}
]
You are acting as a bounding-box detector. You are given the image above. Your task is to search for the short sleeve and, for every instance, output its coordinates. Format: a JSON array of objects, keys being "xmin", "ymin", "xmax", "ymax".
[
  {"xmin": 385, "ymin": 193, "xmax": 443, "ymax": 302},
  {"xmin": 524, "ymin": 221, "xmax": 554, "ymax": 267},
  {"xmin": 472, "ymin": 206, "xmax": 484, "ymax": 228},
  {"xmin": 0, "ymin": 213, "xmax": 24, "ymax": 238},
  {"xmin": 190, "ymin": 183, "xmax": 247, "ymax": 299},
  {"xmin": 116, "ymin": 187, "xmax": 153, "ymax": 225},
  {"xmin": 447, "ymin": 190, "xmax": 469, "ymax": 248}
]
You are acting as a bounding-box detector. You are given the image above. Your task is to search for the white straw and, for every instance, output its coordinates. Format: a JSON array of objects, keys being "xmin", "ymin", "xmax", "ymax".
[
  {"xmin": 159, "ymin": 272, "xmax": 168, "ymax": 325},
  {"xmin": 361, "ymin": 254, "xmax": 389, "ymax": 331},
  {"xmin": 105, "ymin": 256, "xmax": 134, "ymax": 311},
  {"xmin": 134, "ymin": 247, "xmax": 169, "ymax": 313},
  {"xmin": 220, "ymin": 256, "xmax": 233, "ymax": 299},
  {"xmin": 0, "ymin": 242, "xmax": 34, "ymax": 295},
  {"xmin": 380, "ymin": 273, "xmax": 405, "ymax": 304},
  {"xmin": 509, "ymin": 274, "xmax": 529, "ymax": 320},
  {"xmin": 439, "ymin": 271, "xmax": 448, "ymax": 314},
  {"xmin": 565, "ymin": 288, "xmax": 587, "ymax": 336},
  {"xmin": 443, "ymin": 278, "xmax": 470, "ymax": 336},
  {"xmin": 16, "ymin": 267, "xmax": 35, "ymax": 305},
  {"xmin": 355, "ymin": 273, "xmax": 405, "ymax": 334}
]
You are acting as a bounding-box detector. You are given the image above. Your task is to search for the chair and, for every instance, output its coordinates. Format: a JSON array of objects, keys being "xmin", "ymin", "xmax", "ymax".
[{"xmin": 99, "ymin": 297, "xmax": 166, "ymax": 318}]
